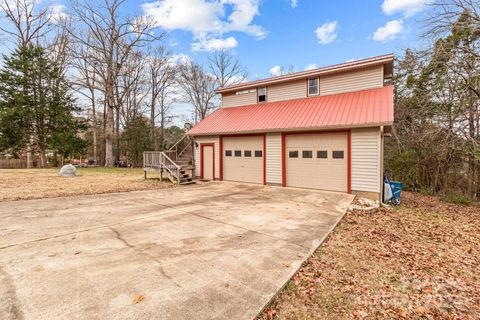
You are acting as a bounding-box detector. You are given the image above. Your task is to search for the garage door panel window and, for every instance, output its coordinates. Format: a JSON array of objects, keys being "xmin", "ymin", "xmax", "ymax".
[
  {"xmin": 289, "ymin": 150, "xmax": 298, "ymax": 158},
  {"xmin": 302, "ymin": 150, "xmax": 313, "ymax": 158},
  {"xmin": 225, "ymin": 150, "xmax": 232, "ymax": 157},
  {"xmin": 285, "ymin": 133, "xmax": 347, "ymax": 192},
  {"xmin": 332, "ymin": 150, "xmax": 344, "ymax": 159},
  {"xmin": 255, "ymin": 150, "xmax": 263, "ymax": 157},
  {"xmin": 223, "ymin": 136, "xmax": 263, "ymax": 184},
  {"xmin": 317, "ymin": 150, "xmax": 328, "ymax": 159}
]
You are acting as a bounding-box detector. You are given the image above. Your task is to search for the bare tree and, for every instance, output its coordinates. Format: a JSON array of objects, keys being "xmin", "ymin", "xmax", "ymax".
[
  {"xmin": 208, "ymin": 50, "xmax": 247, "ymax": 88},
  {"xmin": 0, "ymin": 0, "xmax": 53, "ymax": 47},
  {"xmin": 146, "ymin": 46, "xmax": 177, "ymax": 150},
  {"xmin": 70, "ymin": 40, "xmax": 102, "ymax": 165},
  {"xmin": 425, "ymin": 0, "xmax": 480, "ymax": 59},
  {"xmin": 114, "ymin": 50, "xmax": 148, "ymax": 160},
  {"xmin": 117, "ymin": 51, "xmax": 149, "ymax": 126},
  {"xmin": 178, "ymin": 60, "xmax": 217, "ymax": 123},
  {"xmin": 422, "ymin": 0, "xmax": 480, "ymax": 197},
  {"xmin": 68, "ymin": 0, "xmax": 163, "ymax": 166}
]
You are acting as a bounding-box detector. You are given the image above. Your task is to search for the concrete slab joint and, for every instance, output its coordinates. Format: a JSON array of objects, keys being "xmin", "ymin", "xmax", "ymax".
[{"xmin": 0, "ymin": 182, "xmax": 353, "ymax": 320}]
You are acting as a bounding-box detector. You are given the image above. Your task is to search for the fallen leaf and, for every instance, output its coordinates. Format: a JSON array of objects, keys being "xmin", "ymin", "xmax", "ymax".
[
  {"xmin": 265, "ymin": 308, "xmax": 276, "ymax": 320},
  {"xmin": 132, "ymin": 295, "xmax": 144, "ymax": 304},
  {"xmin": 415, "ymin": 306, "xmax": 428, "ymax": 314}
]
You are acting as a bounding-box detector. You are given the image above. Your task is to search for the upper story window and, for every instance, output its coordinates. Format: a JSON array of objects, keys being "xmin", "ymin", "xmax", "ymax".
[
  {"xmin": 308, "ymin": 78, "xmax": 319, "ymax": 96},
  {"xmin": 258, "ymin": 87, "xmax": 266, "ymax": 103}
]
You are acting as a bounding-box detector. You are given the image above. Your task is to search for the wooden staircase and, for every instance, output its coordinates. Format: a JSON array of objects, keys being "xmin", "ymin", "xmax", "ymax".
[{"xmin": 143, "ymin": 136, "xmax": 195, "ymax": 185}]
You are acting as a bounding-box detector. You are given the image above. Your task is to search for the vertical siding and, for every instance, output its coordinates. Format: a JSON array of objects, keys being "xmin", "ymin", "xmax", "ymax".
[
  {"xmin": 351, "ymin": 127, "xmax": 381, "ymax": 193},
  {"xmin": 266, "ymin": 133, "xmax": 282, "ymax": 184},
  {"xmin": 222, "ymin": 91, "xmax": 257, "ymax": 108},
  {"xmin": 194, "ymin": 136, "xmax": 220, "ymax": 178},
  {"xmin": 320, "ymin": 66, "xmax": 384, "ymax": 96},
  {"xmin": 267, "ymin": 79, "xmax": 306, "ymax": 102}
]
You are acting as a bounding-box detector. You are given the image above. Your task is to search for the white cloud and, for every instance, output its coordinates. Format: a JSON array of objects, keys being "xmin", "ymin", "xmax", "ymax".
[
  {"xmin": 169, "ymin": 53, "xmax": 190, "ymax": 65},
  {"xmin": 382, "ymin": 0, "xmax": 432, "ymax": 17},
  {"xmin": 315, "ymin": 21, "xmax": 338, "ymax": 44},
  {"xmin": 49, "ymin": 4, "xmax": 68, "ymax": 23},
  {"xmin": 290, "ymin": 0, "xmax": 298, "ymax": 8},
  {"xmin": 191, "ymin": 36, "xmax": 238, "ymax": 52},
  {"xmin": 222, "ymin": 0, "xmax": 266, "ymax": 39},
  {"xmin": 142, "ymin": 0, "xmax": 266, "ymax": 44},
  {"xmin": 269, "ymin": 65, "xmax": 283, "ymax": 77},
  {"xmin": 304, "ymin": 63, "xmax": 317, "ymax": 70},
  {"xmin": 372, "ymin": 19, "xmax": 404, "ymax": 42}
]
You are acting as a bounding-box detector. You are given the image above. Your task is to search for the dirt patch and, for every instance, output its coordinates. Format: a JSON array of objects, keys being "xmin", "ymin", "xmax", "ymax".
[
  {"xmin": 259, "ymin": 192, "xmax": 480, "ymax": 319},
  {"xmin": 0, "ymin": 168, "xmax": 175, "ymax": 202}
]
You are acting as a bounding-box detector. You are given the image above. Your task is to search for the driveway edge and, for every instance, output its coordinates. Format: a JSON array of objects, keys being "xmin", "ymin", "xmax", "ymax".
[{"xmin": 253, "ymin": 201, "xmax": 354, "ymax": 319}]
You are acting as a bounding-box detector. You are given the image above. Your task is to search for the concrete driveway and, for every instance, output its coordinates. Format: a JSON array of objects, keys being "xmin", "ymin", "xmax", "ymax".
[{"xmin": 0, "ymin": 182, "xmax": 353, "ymax": 320}]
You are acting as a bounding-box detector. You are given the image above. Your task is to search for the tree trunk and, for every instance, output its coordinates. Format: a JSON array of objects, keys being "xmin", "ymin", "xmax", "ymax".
[
  {"xmin": 160, "ymin": 103, "xmax": 165, "ymax": 150},
  {"xmin": 115, "ymin": 106, "xmax": 120, "ymax": 162},
  {"xmin": 467, "ymin": 101, "xmax": 476, "ymax": 197},
  {"xmin": 53, "ymin": 151, "xmax": 59, "ymax": 167},
  {"xmin": 475, "ymin": 163, "xmax": 480, "ymax": 200},
  {"xmin": 26, "ymin": 147, "xmax": 33, "ymax": 168},
  {"xmin": 104, "ymin": 57, "xmax": 115, "ymax": 167},
  {"xmin": 90, "ymin": 84, "xmax": 98, "ymax": 165},
  {"xmin": 150, "ymin": 95, "xmax": 156, "ymax": 150},
  {"xmin": 39, "ymin": 144, "xmax": 46, "ymax": 168},
  {"xmin": 105, "ymin": 91, "xmax": 115, "ymax": 167}
]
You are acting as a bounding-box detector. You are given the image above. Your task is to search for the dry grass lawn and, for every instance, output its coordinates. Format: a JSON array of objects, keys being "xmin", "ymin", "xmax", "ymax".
[
  {"xmin": 260, "ymin": 192, "xmax": 480, "ymax": 320},
  {"xmin": 0, "ymin": 167, "xmax": 175, "ymax": 202}
]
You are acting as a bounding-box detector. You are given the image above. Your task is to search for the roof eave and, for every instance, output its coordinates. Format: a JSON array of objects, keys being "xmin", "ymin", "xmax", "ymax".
[{"xmin": 187, "ymin": 122, "xmax": 394, "ymax": 136}]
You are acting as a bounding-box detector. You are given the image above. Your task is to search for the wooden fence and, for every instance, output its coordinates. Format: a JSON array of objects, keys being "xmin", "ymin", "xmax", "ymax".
[{"xmin": 0, "ymin": 158, "xmax": 27, "ymax": 169}]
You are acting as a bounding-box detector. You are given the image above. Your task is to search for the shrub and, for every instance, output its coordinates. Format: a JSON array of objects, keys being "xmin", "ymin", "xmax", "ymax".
[{"xmin": 443, "ymin": 193, "xmax": 471, "ymax": 205}]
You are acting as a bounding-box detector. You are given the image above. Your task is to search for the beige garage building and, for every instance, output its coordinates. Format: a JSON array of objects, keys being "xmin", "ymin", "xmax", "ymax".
[{"xmin": 187, "ymin": 54, "xmax": 394, "ymax": 200}]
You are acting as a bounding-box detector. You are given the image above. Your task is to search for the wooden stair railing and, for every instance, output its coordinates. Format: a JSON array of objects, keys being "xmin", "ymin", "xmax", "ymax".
[
  {"xmin": 143, "ymin": 151, "xmax": 194, "ymax": 185},
  {"xmin": 168, "ymin": 135, "xmax": 194, "ymax": 162}
]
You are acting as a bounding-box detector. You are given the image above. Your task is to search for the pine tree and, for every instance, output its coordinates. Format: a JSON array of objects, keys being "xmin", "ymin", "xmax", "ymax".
[{"xmin": 0, "ymin": 44, "xmax": 86, "ymax": 166}]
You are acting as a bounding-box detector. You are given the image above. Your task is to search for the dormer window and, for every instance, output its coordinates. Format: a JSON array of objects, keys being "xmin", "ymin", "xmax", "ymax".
[
  {"xmin": 258, "ymin": 87, "xmax": 266, "ymax": 103},
  {"xmin": 308, "ymin": 78, "xmax": 319, "ymax": 96}
]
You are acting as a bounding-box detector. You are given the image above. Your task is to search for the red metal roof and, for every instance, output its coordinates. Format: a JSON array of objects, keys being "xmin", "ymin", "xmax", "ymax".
[{"xmin": 187, "ymin": 86, "xmax": 394, "ymax": 136}]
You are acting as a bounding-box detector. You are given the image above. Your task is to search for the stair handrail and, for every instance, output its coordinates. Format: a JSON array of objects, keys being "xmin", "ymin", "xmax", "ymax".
[
  {"xmin": 169, "ymin": 135, "xmax": 187, "ymax": 152},
  {"xmin": 167, "ymin": 134, "xmax": 193, "ymax": 163},
  {"xmin": 177, "ymin": 136, "xmax": 194, "ymax": 158},
  {"xmin": 160, "ymin": 151, "xmax": 181, "ymax": 184},
  {"xmin": 143, "ymin": 151, "xmax": 181, "ymax": 184}
]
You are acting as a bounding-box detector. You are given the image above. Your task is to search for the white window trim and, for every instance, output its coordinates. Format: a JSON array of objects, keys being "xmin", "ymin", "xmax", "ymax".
[{"xmin": 308, "ymin": 78, "xmax": 319, "ymax": 96}]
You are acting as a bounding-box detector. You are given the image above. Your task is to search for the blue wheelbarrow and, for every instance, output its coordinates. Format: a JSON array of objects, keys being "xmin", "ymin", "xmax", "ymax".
[{"xmin": 384, "ymin": 175, "xmax": 403, "ymax": 205}]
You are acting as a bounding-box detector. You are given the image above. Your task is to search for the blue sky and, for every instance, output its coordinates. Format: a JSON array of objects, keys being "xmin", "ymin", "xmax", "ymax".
[
  {"xmin": 137, "ymin": 0, "xmax": 432, "ymax": 79},
  {"xmin": 0, "ymin": 0, "xmax": 432, "ymax": 123}
]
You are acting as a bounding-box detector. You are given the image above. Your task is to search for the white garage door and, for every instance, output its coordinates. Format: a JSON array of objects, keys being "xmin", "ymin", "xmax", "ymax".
[
  {"xmin": 285, "ymin": 132, "xmax": 348, "ymax": 192},
  {"xmin": 223, "ymin": 136, "xmax": 263, "ymax": 184}
]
